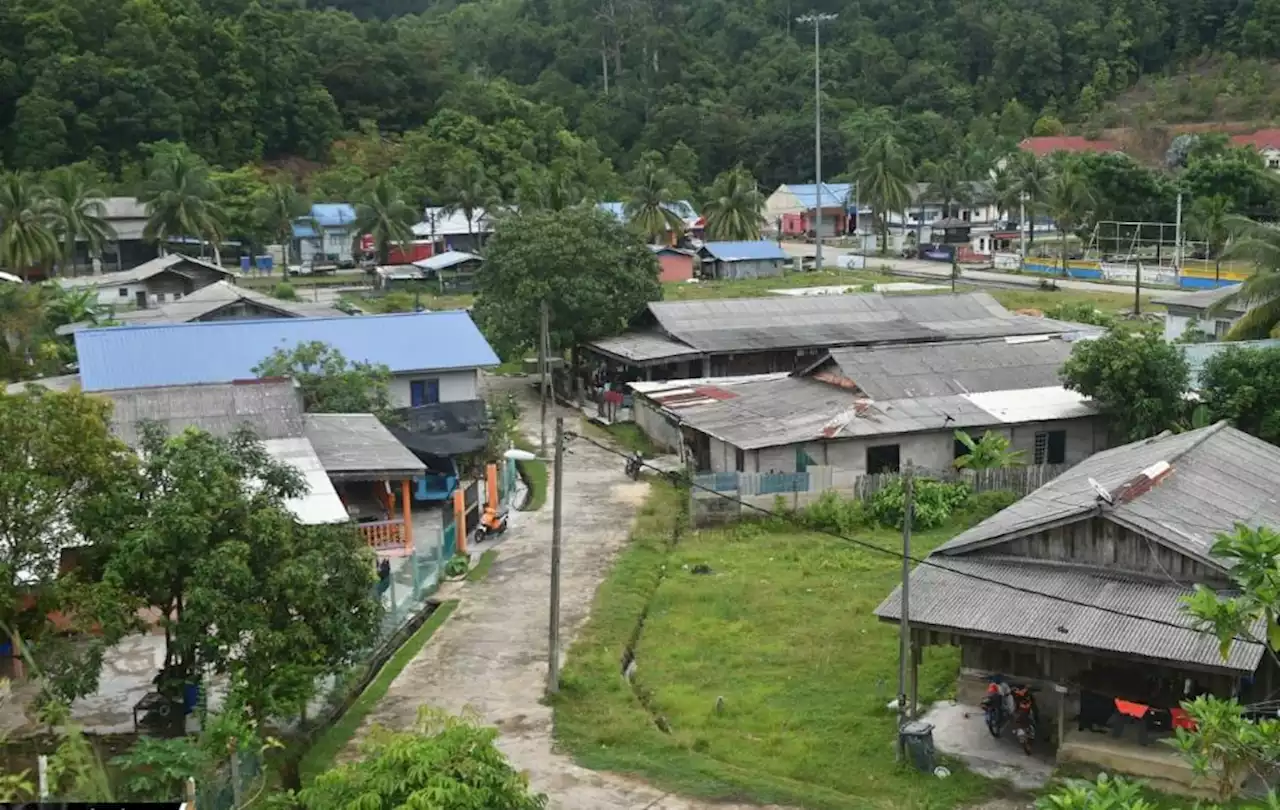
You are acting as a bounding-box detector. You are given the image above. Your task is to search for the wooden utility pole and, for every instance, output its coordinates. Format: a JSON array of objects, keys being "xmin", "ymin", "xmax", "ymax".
[
  {"xmin": 896, "ymin": 461, "xmax": 915, "ymax": 754},
  {"xmin": 547, "ymin": 417, "xmax": 565, "ymax": 694},
  {"xmin": 539, "ymin": 300, "xmax": 550, "ymax": 456}
]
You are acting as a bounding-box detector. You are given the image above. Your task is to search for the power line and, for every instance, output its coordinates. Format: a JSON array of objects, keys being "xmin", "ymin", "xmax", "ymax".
[{"xmin": 567, "ymin": 430, "xmax": 1261, "ymax": 648}]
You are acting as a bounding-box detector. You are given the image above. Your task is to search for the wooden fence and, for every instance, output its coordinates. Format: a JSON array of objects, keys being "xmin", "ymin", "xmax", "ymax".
[{"xmin": 690, "ymin": 463, "xmax": 1072, "ymax": 526}]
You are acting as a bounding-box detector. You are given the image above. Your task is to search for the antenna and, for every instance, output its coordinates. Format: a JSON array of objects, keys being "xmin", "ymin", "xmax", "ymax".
[{"xmin": 1088, "ymin": 477, "xmax": 1114, "ymax": 505}]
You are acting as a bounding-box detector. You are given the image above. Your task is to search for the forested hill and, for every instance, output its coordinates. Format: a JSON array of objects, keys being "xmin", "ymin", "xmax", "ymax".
[{"xmin": 2, "ymin": 0, "xmax": 1277, "ymax": 187}]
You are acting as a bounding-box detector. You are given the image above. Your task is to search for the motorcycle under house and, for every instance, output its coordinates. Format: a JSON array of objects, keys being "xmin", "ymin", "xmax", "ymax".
[{"xmin": 982, "ymin": 677, "xmax": 1040, "ymax": 754}]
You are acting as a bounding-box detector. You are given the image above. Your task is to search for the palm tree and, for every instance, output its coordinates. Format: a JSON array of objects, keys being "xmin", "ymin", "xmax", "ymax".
[
  {"xmin": 853, "ymin": 134, "xmax": 912, "ymax": 253},
  {"xmin": 624, "ymin": 157, "xmax": 685, "ymax": 244},
  {"xmin": 702, "ymin": 166, "xmax": 765, "ymax": 241},
  {"xmin": 1207, "ymin": 216, "xmax": 1280, "ymax": 338},
  {"xmin": 1189, "ymin": 195, "xmax": 1233, "ymax": 284},
  {"xmin": 923, "ymin": 159, "xmax": 972, "ymax": 220},
  {"xmin": 1013, "ymin": 152, "xmax": 1050, "ymax": 247},
  {"xmin": 0, "ymin": 172, "xmax": 58, "ymax": 281},
  {"xmin": 442, "ymin": 161, "xmax": 499, "ymax": 249},
  {"xmin": 355, "ymin": 176, "xmax": 416, "ymax": 265},
  {"xmin": 44, "ymin": 168, "xmax": 115, "ymax": 277},
  {"xmin": 138, "ymin": 146, "xmax": 226, "ymax": 264},
  {"xmin": 1044, "ymin": 164, "xmax": 1095, "ymax": 277},
  {"xmin": 254, "ymin": 182, "xmax": 311, "ymax": 269}
]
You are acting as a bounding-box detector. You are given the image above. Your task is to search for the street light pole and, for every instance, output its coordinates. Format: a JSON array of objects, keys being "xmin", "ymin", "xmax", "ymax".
[
  {"xmin": 798, "ymin": 12, "xmax": 837, "ymax": 272},
  {"xmin": 547, "ymin": 416, "xmax": 565, "ymax": 694}
]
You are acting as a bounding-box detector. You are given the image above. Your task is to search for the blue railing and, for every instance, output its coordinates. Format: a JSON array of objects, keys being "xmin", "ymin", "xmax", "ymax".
[{"xmin": 758, "ymin": 472, "xmax": 810, "ymax": 495}]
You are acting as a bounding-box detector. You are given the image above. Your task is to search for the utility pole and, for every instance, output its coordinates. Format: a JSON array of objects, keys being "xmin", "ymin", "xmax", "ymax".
[
  {"xmin": 547, "ymin": 417, "xmax": 565, "ymax": 694},
  {"xmin": 896, "ymin": 461, "xmax": 915, "ymax": 754},
  {"xmin": 539, "ymin": 300, "xmax": 550, "ymax": 456},
  {"xmin": 1019, "ymin": 192, "xmax": 1027, "ymax": 261},
  {"xmin": 798, "ymin": 12, "xmax": 837, "ymax": 272},
  {"xmin": 1173, "ymin": 191, "xmax": 1184, "ymax": 282}
]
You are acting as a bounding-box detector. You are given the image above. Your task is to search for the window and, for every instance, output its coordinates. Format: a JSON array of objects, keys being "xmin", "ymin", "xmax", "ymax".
[
  {"xmin": 118, "ymin": 288, "xmax": 129, "ymax": 298},
  {"xmin": 1215, "ymin": 319, "xmax": 1232, "ymax": 339},
  {"xmin": 409, "ymin": 378, "xmax": 440, "ymax": 406},
  {"xmin": 954, "ymin": 437, "xmax": 969, "ymax": 462},
  {"xmin": 1034, "ymin": 430, "xmax": 1067, "ymax": 465},
  {"xmin": 866, "ymin": 444, "xmax": 901, "ymax": 474},
  {"xmin": 734, "ymin": 447, "xmax": 745, "ymax": 472},
  {"xmin": 154, "ymin": 293, "xmax": 166, "ymax": 303},
  {"xmin": 1269, "ymin": 157, "xmax": 1280, "ymax": 170}
]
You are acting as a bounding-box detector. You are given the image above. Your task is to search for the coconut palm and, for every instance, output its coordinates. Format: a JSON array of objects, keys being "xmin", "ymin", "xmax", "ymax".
[
  {"xmin": 993, "ymin": 152, "xmax": 1050, "ymax": 247},
  {"xmin": 1189, "ymin": 195, "xmax": 1233, "ymax": 284},
  {"xmin": 254, "ymin": 182, "xmax": 311, "ymax": 269},
  {"xmin": 138, "ymin": 146, "xmax": 226, "ymax": 264},
  {"xmin": 1207, "ymin": 216, "xmax": 1280, "ymax": 338},
  {"xmin": 355, "ymin": 176, "xmax": 416, "ymax": 265},
  {"xmin": 923, "ymin": 158, "xmax": 973, "ymax": 220},
  {"xmin": 702, "ymin": 166, "xmax": 765, "ymax": 241},
  {"xmin": 442, "ymin": 160, "xmax": 499, "ymax": 248},
  {"xmin": 0, "ymin": 172, "xmax": 58, "ymax": 281},
  {"xmin": 1044, "ymin": 163, "xmax": 1095, "ymax": 276},
  {"xmin": 853, "ymin": 134, "xmax": 912, "ymax": 253},
  {"xmin": 624, "ymin": 157, "xmax": 686, "ymax": 243},
  {"xmin": 44, "ymin": 168, "xmax": 115, "ymax": 277}
]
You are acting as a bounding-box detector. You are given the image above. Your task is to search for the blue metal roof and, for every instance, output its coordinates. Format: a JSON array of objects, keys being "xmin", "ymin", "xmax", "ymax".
[
  {"xmin": 700, "ymin": 241, "xmax": 789, "ymax": 262},
  {"xmin": 292, "ymin": 223, "xmax": 318, "ymax": 239},
  {"xmin": 75, "ymin": 311, "xmax": 500, "ymax": 391},
  {"xmin": 311, "ymin": 203, "xmax": 357, "ymax": 227},
  {"xmin": 788, "ymin": 183, "xmax": 852, "ymax": 209}
]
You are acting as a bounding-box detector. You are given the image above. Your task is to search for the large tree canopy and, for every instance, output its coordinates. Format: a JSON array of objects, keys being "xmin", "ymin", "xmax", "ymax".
[
  {"xmin": 1060, "ymin": 330, "xmax": 1192, "ymax": 441},
  {"xmin": 473, "ymin": 206, "xmax": 661, "ymax": 357}
]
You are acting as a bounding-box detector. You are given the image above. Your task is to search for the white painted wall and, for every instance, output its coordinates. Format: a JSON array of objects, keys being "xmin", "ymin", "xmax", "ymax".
[
  {"xmin": 1163, "ymin": 312, "xmax": 1236, "ymax": 341},
  {"xmin": 389, "ymin": 368, "xmax": 480, "ymax": 408},
  {"xmin": 95, "ymin": 281, "xmax": 189, "ymax": 308}
]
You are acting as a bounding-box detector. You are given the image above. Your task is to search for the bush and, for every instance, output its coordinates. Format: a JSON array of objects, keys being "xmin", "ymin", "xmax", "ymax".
[
  {"xmin": 444, "ymin": 554, "xmax": 469, "ymax": 578},
  {"xmin": 955, "ymin": 489, "xmax": 1019, "ymax": 524},
  {"xmin": 868, "ymin": 478, "xmax": 971, "ymax": 530},
  {"xmin": 800, "ymin": 491, "xmax": 867, "ymax": 534},
  {"xmin": 272, "ymin": 282, "xmax": 298, "ymax": 300},
  {"xmin": 1044, "ymin": 301, "xmax": 1117, "ymax": 328}
]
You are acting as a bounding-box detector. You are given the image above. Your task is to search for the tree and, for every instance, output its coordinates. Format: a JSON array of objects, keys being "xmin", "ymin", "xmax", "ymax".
[
  {"xmin": 1045, "ymin": 162, "xmax": 1095, "ymax": 276},
  {"xmin": 299, "ymin": 708, "xmax": 547, "ymax": 810},
  {"xmin": 441, "ymin": 160, "xmax": 499, "ymax": 248},
  {"xmin": 254, "ymin": 182, "xmax": 311, "ymax": 269},
  {"xmin": 105, "ymin": 424, "xmax": 380, "ymax": 722},
  {"xmin": 254, "ymin": 341, "xmax": 393, "ymax": 417},
  {"xmin": 702, "ymin": 166, "xmax": 765, "ymax": 241},
  {"xmin": 1011, "ymin": 152, "xmax": 1052, "ymax": 247},
  {"xmin": 1190, "ymin": 195, "xmax": 1233, "ymax": 283},
  {"xmin": 355, "ymin": 176, "xmax": 416, "ymax": 264},
  {"xmin": 1209, "ymin": 216, "xmax": 1280, "ymax": 339},
  {"xmin": 1061, "ymin": 330, "xmax": 1191, "ymax": 441},
  {"xmin": 953, "ymin": 430, "xmax": 1026, "ymax": 470},
  {"xmin": 43, "ymin": 168, "xmax": 114, "ymax": 277},
  {"xmin": 0, "ymin": 387, "xmax": 139, "ymax": 705},
  {"xmin": 624, "ymin": 154, "xmax": 686, "ymax": 244},
  {"xmin": 138, "ymin": 144, "xmax": 226, "ymax": 264},
  {"xmin": 1199, "ymin": 345, "xmax": 1280, "ymax": 444},
  {"xmin": 923, "ymin": 158, "xmax": 972, "ymax": 219},
  {"xmin": 0, "ymin": 172, "xmax": 57, "ymax": 280},
  {"xmin": 854, "ymin": 134, "xmax": 912, "ymax": 253},
  {"xmin": 474, "ymin": 206, "xmax": 660, "ymax": 358}
]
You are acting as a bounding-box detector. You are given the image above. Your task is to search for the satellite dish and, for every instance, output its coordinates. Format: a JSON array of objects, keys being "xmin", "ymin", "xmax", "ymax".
[{"xmin": 1089, "ymin": 477, "xmax": 1114, "ymax": 505}]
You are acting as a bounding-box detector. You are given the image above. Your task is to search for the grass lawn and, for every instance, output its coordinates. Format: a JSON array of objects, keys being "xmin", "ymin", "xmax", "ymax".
[
  {"xmin": 663, "ymin": 268, "xmax": 899, "ymax": 300},
  {"xmin": 352, "ymin": 290, "xmax": 475, "ymax": 313},
  {"xmin": 299, "ymin": 599, "xmax": 458, "ymax": 783},
  {"xmin": 240, "ymin": 271, "xmax": 369, "ymax": 289},
  {"xmin": 554, "ymin": 484, "xmax": 1016, "ymax": 810},
  {"xmin": 467, "ymin": 549, "xmax": 498, "ymax": 581}
]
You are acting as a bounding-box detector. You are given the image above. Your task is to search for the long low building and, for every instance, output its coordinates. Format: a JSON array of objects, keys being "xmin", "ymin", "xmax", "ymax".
[
  {"xmin": 584, "ymin": 292, "xmax": 1096, "ymax": 380},
  {"xmin": 632, "ymin": 334, "xmax": 1106, "ymax": 476}
]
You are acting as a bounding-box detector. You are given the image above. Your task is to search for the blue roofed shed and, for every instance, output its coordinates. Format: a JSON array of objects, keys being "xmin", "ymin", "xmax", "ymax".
[
  {"xmin": 697, "ymin": 240, "xmax": 789, "ymax": 280},
  {"xmin": 74, "ymin": 311, "xmax": 499, "ymax": 408},
  {"xmin": 292, "ymin": 203, "xmax": 359, "ymax": 265}
]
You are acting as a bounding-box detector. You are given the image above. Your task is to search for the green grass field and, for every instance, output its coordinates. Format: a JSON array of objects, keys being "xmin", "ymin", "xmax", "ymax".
[
  {"xmin": 553, "ymin": 484, "xmax": 1017, "ymax": 810},
  {"xmin": 240, "ymin": 271, "xmax": 368, "ymax": 289}
]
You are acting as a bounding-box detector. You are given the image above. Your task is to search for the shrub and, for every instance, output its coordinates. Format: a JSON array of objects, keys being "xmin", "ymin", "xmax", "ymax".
[
  {"xmin": 800, "ymin": 491, "xmax": 867, "ymax": 534},
  {"xmin": 868, "ymin": 478, "xmax": 971, "ymax": 530},
  {"xmin": 272, "ymin": 282, "xmax": 298, "ymax": 300},
  {"xmin": 1043, "ymin": 301, "xmax": 1117, "ymax": 328},
  {"xmin": 444, "ymin": 554, "xmax": 469, "ymax": 578},
  {"xmin": 955, "ymin": 489, "xmax": 1019, "ymax": 524}
]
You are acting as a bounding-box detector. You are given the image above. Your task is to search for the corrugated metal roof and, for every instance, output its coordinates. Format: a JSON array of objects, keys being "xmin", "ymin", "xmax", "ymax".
[
  {"xmin": 587, "ymin": 331, "xmax": 703, "ymax": 364},
  {"xmin": 262, "ymin": 437, "xmax": 350, "ymax": 525},
  {"xmin": 700, "ymin": 241, "xmax": 789, "ymax": 262},
  {"xmin": 875, "ymin": 557, "xmax": 1264, "ymax": 674},
  {"xmin": 598, "ymin": 200, "xmax": 697, "ymax": 223},
  {"xmin": 97, "ymin": 378, "xmax": 305, "ymax": 446},
  {"xmin": 413, "ymin": 250, "xmax": 481, "ymax": 271},
  {"xmin": 937, "ymin": 423, "xmax": 1280, "ymax": 566},
  {"xmin": 646, "ymin": 293, "xmax": 1085, "ymax": 354},
  {"xmin": 101, "ymin": 197, "xmax": 148, "ymax": 220},
  {"xmin": 310, "ymin": 203, "xmax": 357, "ymax": 228},
  {"xmin": 75, "ymin": 311, "xmax": 499, "ymax": 391},
  {"xmin": 58, "ymin": 254, "xmax": 234, "ymax": 289},
  {"xmin": 1152, "ymin": 284, "xmax": 1243, "ymax": 312},
  {"xmin": 822, "ymin": 336, "xmax": 1074, "ymax": 399},
  {"xmin": 1184, "ymin": 339, "xmax": 1280, "ymax": 388},
  {"xmin": 304, "ymin": 413, "xmax": 425, "ymax": 479},
  {"xmin": 109, "ymin": 281, "xmax": 345, "ymax": 325},
  {"xmin": 963, "ymin": 386, "xmax": 1093, "ymax": 423},
  {"xmin": 413, "ymin": 207, "xmax": 496, "ymax": 237}
]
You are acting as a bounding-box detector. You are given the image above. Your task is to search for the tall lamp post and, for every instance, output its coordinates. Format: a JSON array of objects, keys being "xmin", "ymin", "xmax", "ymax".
[{"xmin": 797, "ymin": 11, "xmax": 837, "ymax": 272}]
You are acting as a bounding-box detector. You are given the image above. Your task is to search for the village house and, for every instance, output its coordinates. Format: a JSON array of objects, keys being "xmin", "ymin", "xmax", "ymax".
[
  {"xmin": 764, "ymin": 183, "xmax": 855, "ymax": 239},
  {"xmin": 582, "ymin": 292, "xmax": 1095, "ymax": 382},
  {"xmin": 598, "ymin": 201, "xmax": 701, "ymax": 241},
  {"xmin": 413, "ymin": 207, "xmax": 496, "ymax": 254},
  {"xmin": 1017, "ymin": 135, "xmax": 1124, "ymax": 159},
  {"xmin": 294, "ymin": 203, "xmax": 358, "ymax": 267},
  {"xmin": 697, "ymin": 241, "xmax": 789, "ymax": 280},
  {"xmin": 875, "ymin": 422, "xmax": 1280, "ymax": 791},
  {"xmin": 1151, "ymin": 285, "xmax": 1244, "ymax": 341},
  {"xmin": 1230, "ymin": 128, "xmax": 1280, "ymax": 171},
  {"xmin": 72, "ymin": 310, "xmax": 499, "ymax": 410},
  {"xmin": 57, "ymin": 254, "xmax": 237, "ymax": 308},
  {"xmin": 89, "ymin": 197, "xmax": 155, "ymax": 273},
  {"xmin": 60, "ymin": 280, "xmax": 345, "ymax": 332},
  {"xmin": 650, "ymin": 246, "xmax": 697, "ymax": 283},
  {"xmin": 632, "ymin": 335, "xmax": 1104, "ymax": 476}
]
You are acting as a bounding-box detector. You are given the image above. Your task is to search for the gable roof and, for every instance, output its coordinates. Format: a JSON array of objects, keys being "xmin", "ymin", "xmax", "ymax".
[
  {"xmin": 1231, "ymin": 129, "xmax": 1280, "ymax": 151},
  {"xmin": 935, "ymin": 423, "xmax": 1280, "ymax": 567},
  {"xmin": 1151, "ymin": 284, "xmax": 1245, "ymax": 313},
  {"xmin": 700, "ymin": 241, "xmax": 788, "ymax": 262},
  {"xmin": 110, "ymin": 280, "xmax": 345, "ymax": 325},
  {"xmin": 303, "ymin": 413, "xmax": 426, "ymax": 480},
  {"xmin": 311, "ymin": 203, "xmax": 357, "ymax": 228},
  {"xmin": 58, "ymin": 254, "xmax": 235, "ymax": 289},
  {"xmin": 1018, "ymin": 135, "xmax": 1123, "ymax": 157},
  {"xmin": 785, "ymin": 183, "xmax": 852, "ymax": 209},
  {"xmin": 813, "ymin": 336, "xmax": 1075, "ymax": 399},
  {"xmin": 74, "ymin": 310, "xmax": 499, "ymax": 391},
  {"xmin": 96, "ymin": 378, "xmax": 304, "ymax": 446},
  {"xmin": 413, "ymin": 207, "xmax": 497, "ymax": 237},
  {"xmin": 413, "ymin": 250, "xmax": 482, "ymax": 272}
]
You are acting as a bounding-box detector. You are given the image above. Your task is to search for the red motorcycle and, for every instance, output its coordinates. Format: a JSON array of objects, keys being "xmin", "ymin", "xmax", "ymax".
[{"xmin": 981, "ymin": 679, "xmax": 1038, "ymax": 754}]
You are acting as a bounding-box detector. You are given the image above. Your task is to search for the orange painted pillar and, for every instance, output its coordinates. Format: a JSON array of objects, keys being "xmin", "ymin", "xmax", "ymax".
[
  {"xmin": 486, "ymin": 463, "xmax": 498, "ymax": 512},
  {"xmin": 401, "ymin": 479, "xmax": 413, "ymax": 553},
  {"xmin": 453, "ymin": 487, "xmax": 467, "ymax": 554}
]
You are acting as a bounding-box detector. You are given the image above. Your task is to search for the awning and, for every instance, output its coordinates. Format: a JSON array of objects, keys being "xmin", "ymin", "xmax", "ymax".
[{"xmin": 387, "ymin": 400, "xmax": 489, "ymax": 458}]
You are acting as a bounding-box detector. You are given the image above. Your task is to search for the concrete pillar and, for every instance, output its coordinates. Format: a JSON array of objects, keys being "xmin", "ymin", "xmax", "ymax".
[
  {"xmin": 453, "ymin": 487, "xmax": 467, "ymax": 555},
  {"xmin": 701, "ymin": 356, "xmax": 712, "ymax": 377},
  {"xmin": 401, "ymin": 479, "xmax": 413, "ymax": 552},
  {"xmin": 486, "ymin": 463, "xmax": 498, "ymax": 512}
]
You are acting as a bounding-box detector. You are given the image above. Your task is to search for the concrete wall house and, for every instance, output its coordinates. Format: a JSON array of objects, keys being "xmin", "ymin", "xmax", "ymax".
[
  {"xmin": 649, "ymin": 246, "xmax": 696, "ymax": 283},
  {"xmin": 58, "ymin": 254, "xmax": 237, "ymax": 308},
  {"xmin": 72, "ymin": 310, "xmax": 500, "ymax": 407},
  {"xmin": 413, "ymin": 207, "xmax": 497, "ymax": 254},
  {"xmin": 583, "ymin": 292, "xmax": 1098, "ymax": 382},
  {"xmin": 1152, "ymin": 285, "xmax": 1245, "ymax": 341},
  {"xmin": 1231, "ymin": 129, "xmax": 1280, "ymax": 171},
  {"xmin": 875, "ymin": 423, "xmax": 1280, "ymax": 790},
  {"xmin": 632, "ymin": 335, "xmax": 1106, "ymax": 477},
  {"xmin": 697, "ymin": 241, "xmax": 788, "ymax": 280},
  {"xmin": 294, "ymin": 203, "xmax": 358, "ymax": 267}
]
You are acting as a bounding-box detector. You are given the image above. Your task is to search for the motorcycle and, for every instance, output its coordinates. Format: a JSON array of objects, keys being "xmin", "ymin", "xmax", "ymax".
[
  {"xmin": 625, "ymin": 452, "xmax": 644, "ymax": 480},
  {"xmin": 981, "ymin": 678, "xmax": 1038, "ymax": 754},
  {"xmin": 1010, "ymin": 684, "xmax": 1039, "ymax": 754},
  {"xmin": 479, "ymin": 506, "xmax": 509, "ymax": 540},
  {"xmin": 981, "ymin": 679, "xmax": 1010, "ymax": 737}
]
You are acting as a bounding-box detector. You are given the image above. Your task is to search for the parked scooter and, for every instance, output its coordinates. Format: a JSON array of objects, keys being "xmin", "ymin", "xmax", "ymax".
[
  {"xmin": 981, "ymin": 677, "xmax": 1039, "ymax": 754},
  {"xmin": 625, "ymin": 452, "xmax": 644, "ymax": 480},
  {"xmin": 479, "ymin": 505, "xmax": 509, "ymax": 540}
]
